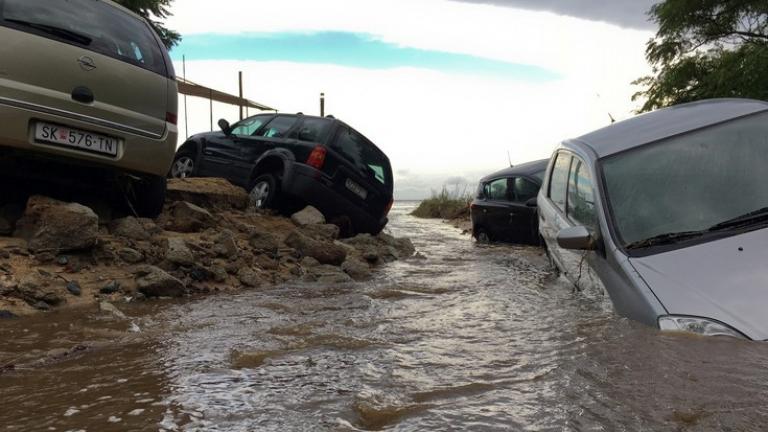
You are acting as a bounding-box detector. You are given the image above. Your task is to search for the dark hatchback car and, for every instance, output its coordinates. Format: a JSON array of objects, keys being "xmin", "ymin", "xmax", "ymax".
[
  {"xmin": 470, "ymin": 159, "xmax": 548, "ymax": 244},
  {"xmin": 170, "ymin": 113, "xmax": 394, "ymax": 235}
]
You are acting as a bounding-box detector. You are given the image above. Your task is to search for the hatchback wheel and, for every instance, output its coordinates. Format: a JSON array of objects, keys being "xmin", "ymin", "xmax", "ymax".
[
  {"xmin": 475, "ymin": 228, "xmax": 491, "ymax": 244},
  {"xmin": 249, "ymin": 174, "xmax": 278, "ymax": 209},
  {"xmin": 170, "ymin": 152, "xmax": 196, "ymax": 179}
]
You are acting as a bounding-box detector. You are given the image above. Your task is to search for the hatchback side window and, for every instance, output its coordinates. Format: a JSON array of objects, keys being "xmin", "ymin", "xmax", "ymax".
[
  {"xmin": 511, "ymin": 177, "xmax": 538, "ymax": 203},
  {"xmin": 485, "ymin": 178, "xmax": 509, "ymax": 201},
  {"xmin": 548, "ymin": 153, "xmax": 571, "ymax": 211},
  {"xmin": 291, "ymin": 118, "xmax": 333, "ymax": 143},
  {"xmin": 567, "ymin": 158, "xmax": 597, "ymax": 229},
  {"xmin": 258, "ymin": 116, "xmax": 298, "ymax": 138},
  {"xmin": 231, "ymin": 116, "xmax": 270, "ymax": 136}
]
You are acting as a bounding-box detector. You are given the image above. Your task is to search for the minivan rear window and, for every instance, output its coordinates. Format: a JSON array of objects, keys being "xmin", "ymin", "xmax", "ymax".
[{"xmin": 1, "ymin": 0, "xmax": 168, "ymax": 76}]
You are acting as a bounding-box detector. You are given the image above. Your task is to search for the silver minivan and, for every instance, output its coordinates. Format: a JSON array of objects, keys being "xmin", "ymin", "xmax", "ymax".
[
  {"xmin": 538, "ymin": 99, "xmax": 768, "ymax": 340},
  {"xmin": 0, "ymin": 0, "xmax": 178, "ymax": 216}
]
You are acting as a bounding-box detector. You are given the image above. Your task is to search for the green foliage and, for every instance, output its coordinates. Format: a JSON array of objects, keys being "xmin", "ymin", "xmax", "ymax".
[
  {"xmin": 633, "ymin": 0, "xmax": 768, "ymax": 112},
  {"xmin": 113, "ymin": 0, "xmax": 181, "ymax": 49},
  {"xmin": 411, "ymin": 187, "xmax": 472, "ymax": 220}
]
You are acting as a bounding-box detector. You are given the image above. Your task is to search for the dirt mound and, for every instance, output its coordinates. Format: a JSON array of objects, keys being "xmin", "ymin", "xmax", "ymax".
[{"xmin": 0, "ymin": 178, "xmax": 414, "ymax": 317}]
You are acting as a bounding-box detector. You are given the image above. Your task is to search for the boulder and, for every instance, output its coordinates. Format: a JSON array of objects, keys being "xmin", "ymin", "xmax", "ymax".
[
  {"xmin": 166, "ymin": 178, "xmax": 249, "ymax": 210},
  {"xmin": 118, "ymin": 248, "xmax": 144, "ymax": 264},
  {"xmin": 291, "ymin": 206, "xmax": 326, "ymax": 226},
  {"xmin": 305, "ymin": 264, "xmax": 353, "ymax": 284},
  {"xmin": 284, "ymin": 230, "xmax": 347, "ymax": 266},
  {"xmin": 163, "ymin": 201, "xmax": 216, "ymax": 233},
  {"xmin": 248, "ymin": 229, "xmax": 280, "ymax": 256},
  {"xmin": 213, "ymin": 230, "xmax": 239, "ymax": 258},
  {"xmin": 110, "ymin": 217, "xmax": 150, "ymax": 240},
  {"xmin": 100, "ymin": 280, "xmax": 121, "ymax": 294},
  {"xmin": 18, "ymin": 271, "xmax": 62, "ymax": 306},
  {"xmin": 342, "ymin": 233, "xmax": 415, "ymax": 263},
  {"xmin": 237, "ymin": 267, "xmax": 262, "ymax": 288},
  {"xmin": 165, "ymin": 238, "xmax": 195, "ymax": 266},
  {"xmin": 66, "ymin": 281, "xmax": 82, "ymax": 296},
  {"xmin": 300, "ymin": 224, "xmax": 340, "ymax": 241},
  {"xmin": 135, "ymin": 266, "xmax": 185, "ymax": 298},
  {"xmin": 341, "ymin": 257, "xmax": 372, "ymax": 281},
  {"xmin": 15, "ymin": 196, "xmax": 99, "ymax": 253}
]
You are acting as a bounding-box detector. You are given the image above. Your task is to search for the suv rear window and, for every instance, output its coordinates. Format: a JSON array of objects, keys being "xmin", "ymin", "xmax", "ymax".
[
  {"xmin": 332, "ymin": 127, "xmax": 391, "ymax": 187},
  {"xmin": 1, "ymin": 0, "xmax": 168, "ymax": 76}
]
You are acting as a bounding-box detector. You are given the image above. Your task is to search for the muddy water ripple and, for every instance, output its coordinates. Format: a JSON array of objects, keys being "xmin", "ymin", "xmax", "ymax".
[{"xmin": 3, "ymin": 203, "xmax": 768, "ymax": 431}]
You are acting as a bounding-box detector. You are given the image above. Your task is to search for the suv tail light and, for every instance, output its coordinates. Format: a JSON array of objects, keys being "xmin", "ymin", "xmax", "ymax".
[
  {"xmin": 307, "ymin": 145, "xmax": 327, "ymax": 170},
  {"xmin": 166, "ymin": 112, "xmax": 178, "ymax": 125}
]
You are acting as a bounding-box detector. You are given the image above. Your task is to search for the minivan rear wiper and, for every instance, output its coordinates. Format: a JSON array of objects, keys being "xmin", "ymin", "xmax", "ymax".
[
  {"xmin": 707, "ymin": 206, "xmax": 768, "ymax": 232},
  {"xmin": 6, "ymin": 19, "xmax": 92, "ymax": 45},
  {"xmin": 625, "ymin": 230, "xmax": 708, "ymax": 250}
]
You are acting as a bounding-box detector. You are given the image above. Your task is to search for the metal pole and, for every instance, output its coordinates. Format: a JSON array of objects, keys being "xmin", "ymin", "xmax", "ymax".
[
  {"xmin": 239, "ymin": 71, "xmax": 244, "ymax": 121},
  {"xmin": 320, "ymin": 92, "xmax": 325, "ymax": 117},
  {"xmin": 182, "ymin": 55, "xmax": 189, "ymax": 139},
  {"xmin": 209, "ymin": 89, "xmax": 213, "ymax": 131}
]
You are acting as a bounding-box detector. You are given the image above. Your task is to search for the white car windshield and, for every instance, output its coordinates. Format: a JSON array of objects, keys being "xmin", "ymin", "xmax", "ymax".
[{"xmin": 602, "ymin": 111, "xmax": 768, "ymax": 247}]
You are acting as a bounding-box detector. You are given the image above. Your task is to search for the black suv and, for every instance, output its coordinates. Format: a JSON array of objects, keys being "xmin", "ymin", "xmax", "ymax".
[{"xmin": 170, "ymin": 114, "xmax": 394, "ymax": 235}]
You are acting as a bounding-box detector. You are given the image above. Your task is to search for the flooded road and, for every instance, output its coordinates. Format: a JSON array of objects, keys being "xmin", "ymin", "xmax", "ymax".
[{"xmin": 3, "ymin": 202, "xmax": 768, "ymax": 431}]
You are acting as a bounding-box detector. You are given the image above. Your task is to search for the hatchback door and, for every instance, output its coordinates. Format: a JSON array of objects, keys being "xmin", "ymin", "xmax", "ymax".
[
  {"xmin": 539, "ymin": 153, "xmax": 572, "ymax": 270},
  {"xmin": 0, "ymin": 0, "xmax": 171, "ymax": 138},
  {"xmin": 508, "ymin": 176, "xmax": 541, "ymax": 243},
  {"xmin": 479, "ymin": 178, "xmax": 515, "ymax": 240}
]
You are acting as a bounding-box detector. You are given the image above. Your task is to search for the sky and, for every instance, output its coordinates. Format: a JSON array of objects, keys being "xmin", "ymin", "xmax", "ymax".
[{"xmin": 166, "ymin": 0, "xmax": 658, "ymax": 199}]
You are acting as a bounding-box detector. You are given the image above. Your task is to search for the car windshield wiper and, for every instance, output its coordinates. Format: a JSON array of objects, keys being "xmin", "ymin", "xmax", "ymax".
[
  {"xmin": 6, "ymin": 19, "xmax": 92, "ymax": 45},
  {"xmin": 707, "ymin": 206, "xmax": 768, "ymax": 232},
  {"xmin": 625, "ymin": 230, "xmax": 708, "ymax": 250}
]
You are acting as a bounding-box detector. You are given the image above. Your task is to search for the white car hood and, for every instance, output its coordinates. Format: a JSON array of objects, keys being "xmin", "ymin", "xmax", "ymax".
[{"xmin": 629, "ymin": 227, "xmax": 768, "ymax": 340}]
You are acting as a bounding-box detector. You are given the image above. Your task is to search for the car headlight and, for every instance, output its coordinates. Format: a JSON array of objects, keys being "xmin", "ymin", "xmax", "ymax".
[{"xmin": 658, "ymin": 315, "xmax": 747, "ymax": 339}]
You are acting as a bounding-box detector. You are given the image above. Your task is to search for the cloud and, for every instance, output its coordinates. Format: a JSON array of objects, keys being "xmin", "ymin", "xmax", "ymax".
[{"xmin": 454, "ymin": 0, "xmax": 659, "ymax": 29}]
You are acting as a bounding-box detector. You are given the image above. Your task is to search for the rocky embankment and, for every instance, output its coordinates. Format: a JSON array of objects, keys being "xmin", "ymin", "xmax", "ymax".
[{"xmin": 0, "ymin": 178, "xmax": 414, "ymax": 318}]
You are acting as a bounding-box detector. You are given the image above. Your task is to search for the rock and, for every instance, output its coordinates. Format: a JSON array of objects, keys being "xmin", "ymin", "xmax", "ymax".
[
  {"xmin": 300, "ymin": 256, "xmax": 321, "ymax": 268},
  {"xmin": 342, "ymin": 233, "xmax": 416, "ymax": 263},
  {"xmin": 378, "ymin": 233, "xmax": 416, "ymax": 258},
  {"xmin": 19, "ymin": 271, "xmax": 62, "ymax": 305},
  {"xmin": 33, "ymin": 301, "xmax": 50, "ymax": 311},
  {"xmin": 213, "ymin": 230, "xmax": 239, "ymax": 258},
  {"xmin": 165, "ymin": 238, "xmax": 195, "ymax": 266},
  {"xmin": 187, "ymin": 265, "xmax": 213, "ymax": 282},
  {"xmin": 34, "ymin": 251, "xmax": 55, "ymax": 264},
  {"xmin": 166, "ymin": 178, "xmax": 249, "ymax": 210},
  {"xmin": 100, "ymin": 280, "xmax": 121, "ymax": 294},
  {"xmin": 66, "ymin": 280, "xmax": 82, "ymax": 296},
  {"xmin": 341, "ymin": 257, "xmax": 372, "ymax": 281},
  {"xmin": 237, "ymin": 267, "xmax": 262, "ymax": 288},
  {"xmin": 248, "ymin": 229, "xmax": 280, "ymax": 256},
  {"xmin": 0, "ymin": 310, "xmax": 18, "ymax": 319},
  {"xmin": 163, "ymin": 201, "xmax": 216, "ymax": 233},
  {"xmin": 254, "ymin": 254, "xmax": 279, "ymax": 270},
  {"xmin": 15, "ymin": 196, "xmax": 99, "ymax": 253},
  {"xmin": 300, "ymin": 224, "xmax": 340, "ymax": 241},
  {"xmin": 99, "ymin": 301, "xmax": 126, "ymax": 319},
  {"xmin": 210, "ymin": 265, "xmax": 228, "ymax": 283},
  {"xmin": 110, "ymin": 217, "xmax": 150, "ymax": 240},
  {"xmin": 118, "ymin": 248, "xmax": 144, "ymax": 264},
  {"xmin": 56, "ymin": 255, "xmax": 69, "ymax": 266},
  {"xmin": 135, "ymin": 266, "xmax": 185, "ymax": 298},
  {"xmin": 291, "ymin": 206, "xmax": 326, "ymax": 226},
  {"xmin": 305, "ymin": 264, "xmax": 353, "ymax": 284},
  {"xmin": 284, "ymin": 230, "xmax": 347, "ymax": 266}
]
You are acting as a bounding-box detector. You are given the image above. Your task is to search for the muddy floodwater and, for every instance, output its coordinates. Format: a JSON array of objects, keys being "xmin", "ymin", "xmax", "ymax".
[{"xmin": 3, "ymin": 203, "xmax": 768, "ymax": 431}]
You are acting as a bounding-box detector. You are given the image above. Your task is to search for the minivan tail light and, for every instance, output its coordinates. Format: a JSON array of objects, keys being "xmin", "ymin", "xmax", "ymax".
[
  {"xmin": 166, "ymin": 112, "xmax": 178, "ymax": 125},
  {"xmin": 307, "ymin": 145, "xmax": 327, "ymax": 170}
]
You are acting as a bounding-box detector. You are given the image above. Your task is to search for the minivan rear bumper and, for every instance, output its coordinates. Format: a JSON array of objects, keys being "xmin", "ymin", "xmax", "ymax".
[
  {"xmin": 282, "ymin": 163, "xmax": 389, "ymax": 234},
  {"xmin": 0, "ymin": 99, "xmax": 177, "ymax": 177}
]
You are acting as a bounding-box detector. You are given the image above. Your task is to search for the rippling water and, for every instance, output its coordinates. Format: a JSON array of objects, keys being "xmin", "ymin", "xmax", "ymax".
[{"xmin": 3, "ymin": 203, "xmax": 768, "ymax": 431}]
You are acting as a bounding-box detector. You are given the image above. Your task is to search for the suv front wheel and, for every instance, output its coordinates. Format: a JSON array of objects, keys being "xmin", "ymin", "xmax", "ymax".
[{"xmin": 249, "ymin": 174, "xmax": 278, "ymax": 209}]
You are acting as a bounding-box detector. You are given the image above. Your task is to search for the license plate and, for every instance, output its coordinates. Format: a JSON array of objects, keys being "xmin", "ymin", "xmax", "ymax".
[
  {"xmin": 345, "ymin": 178, "xmax": 368, "ymax": 200},
  {"xmin": 34, "ymin": 122, "xmax": 119, "ymax": 157}
]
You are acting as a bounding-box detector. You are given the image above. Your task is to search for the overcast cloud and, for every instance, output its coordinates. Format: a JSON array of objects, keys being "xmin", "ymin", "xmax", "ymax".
[{"xmin": 456, "ymin": 0, "xmax": 658, "ymax": 29}]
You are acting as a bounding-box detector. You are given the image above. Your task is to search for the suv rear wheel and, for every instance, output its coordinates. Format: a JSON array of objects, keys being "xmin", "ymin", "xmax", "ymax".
[{"xmin": 249, "ymin": 174, "xmax": 278, "ymax": 209}]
